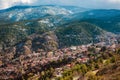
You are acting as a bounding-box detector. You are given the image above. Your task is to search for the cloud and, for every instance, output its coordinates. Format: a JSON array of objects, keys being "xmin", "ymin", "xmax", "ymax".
[
  {"xmin": 35, "ymin": 0, "xmax": 120, "ymax": 9},
  {"xmin": 108, "ymin": 0, "xmax": 120, "ymax": 3},
  {"xmin": 0, "ymin": 0, "xmax": 120, "ymax": 9},
  {"xmin": 0, "ymin": 0, "xmax": 37, "ymax": 9}
]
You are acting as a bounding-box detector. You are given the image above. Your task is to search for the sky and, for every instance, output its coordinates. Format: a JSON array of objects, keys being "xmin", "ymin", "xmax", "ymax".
[{"xmin": 0, "ymin": 0, "xmax": 120, "ymax": 10}]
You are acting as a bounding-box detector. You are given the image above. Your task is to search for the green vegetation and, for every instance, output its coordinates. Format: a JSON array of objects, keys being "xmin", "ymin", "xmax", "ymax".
[
  {"xmin": 0, "ymin": 20, "xmax": 107, "ymax": 52},
  {"xmin": 56, "ymin": 22, "xmax": 104, "ymax": 47},
  {"xmin": 55, "ymin": 48, "xmax": 120, "ymax": 80}
]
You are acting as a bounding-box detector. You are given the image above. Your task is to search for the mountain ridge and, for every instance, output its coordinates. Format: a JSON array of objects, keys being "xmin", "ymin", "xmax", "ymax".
[{"xmin": 0, "ymin": 5, "xmax": 119, "ymax": 52}]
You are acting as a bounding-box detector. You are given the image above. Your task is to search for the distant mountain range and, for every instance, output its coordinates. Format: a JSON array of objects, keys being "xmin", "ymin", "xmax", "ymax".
[
  {"xmin": 0, "ymin": 5, "xmax": 119, "ymax": 52},
  {"xmin": 0, "ymin": 5, "xmax": 88, "ymax": 22}
]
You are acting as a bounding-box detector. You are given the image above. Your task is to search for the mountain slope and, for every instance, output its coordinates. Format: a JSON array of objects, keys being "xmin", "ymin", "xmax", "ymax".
[
  {"xmin": 0, "ymin": 19, "xmax": 115, "ymax": 52},
  {"xmin": 0, "ymin": 5, "xmax": 87, "ymax": 23},
  {"xmin": 0, "ymin": 5, "xmax": 120, "ymax": 34},
  {"xmin": 0, "ymin": 5, "xmax": 118, "ymax": 52},
  {"xmin": 70, "ymin": 9, "xmax": 120, "ymax": 33},
  {"xmin": 56, "ymin": 22, "xmax": 115, "ymax": 47},
  {"xmin": 80, "ymin": 15, "xmax": 120, "ymax": 34}
]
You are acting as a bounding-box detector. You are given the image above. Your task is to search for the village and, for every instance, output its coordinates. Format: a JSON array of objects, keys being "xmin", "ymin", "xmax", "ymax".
[{"xmin": 0, "ymin": 38, "xmax": 119, "ymax": 80}]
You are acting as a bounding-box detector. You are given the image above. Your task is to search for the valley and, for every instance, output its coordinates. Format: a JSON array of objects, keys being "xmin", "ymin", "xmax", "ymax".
[{"xmin": 0, "ymin": 5, "xmax": 120, "ymax": 80}]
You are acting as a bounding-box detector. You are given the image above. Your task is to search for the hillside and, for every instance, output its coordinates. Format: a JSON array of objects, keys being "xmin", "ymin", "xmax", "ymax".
[
  {"xmin": 0, "ymin": 20, "xmax": 116, "ymax": 53},
  {"xmin": 70, "ymin": 9, "xmax": 120, "ymax": 33},
  {"xmin": 0, "ymin": 5, "xmax": 87, "ymax": 23},
  {"xmin": 80, "ymin": 15, "xmax": 120, "ymax": 34},
  {"xmin": 0, "ymin": 5, "xmax": 120, "ymax": 34},
  {"xmin": 0, "ymin": 5, "xmax": 120, "ymax": 80},
  {"xmin": 56, "ymin": 22, "xmax": 115, "ymax": 47},
  {"xmin": 96, "ymin": 60, "xmax": 120, "ymax": 80},
  {"xmin": 53, "ymin": 46, "xmax": 120, "ymax": 80},
  {"xmin": 0, "ymin": 5, "xmax": 119, "ymax": 55}
]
